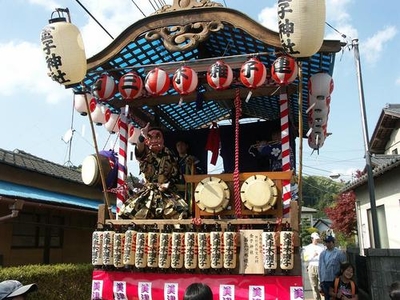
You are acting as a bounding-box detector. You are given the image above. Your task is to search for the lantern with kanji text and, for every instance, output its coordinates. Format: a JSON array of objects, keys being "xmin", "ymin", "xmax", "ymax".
[
  {"xmin": 40, "ymin": 11, "xmax": 86, "ymax": 87},
  {"xmin": 271, "ymin": 56, "xmax": 298, "ymax": 85},
  {"xmin": 207, "ymin": 60, "xmax": 233, "ymax": 90},
  {"xmin": 172, "ymin": 65, "xmax": 198, "ymax": 97},
  {"xmin": 118, "ymin": 72, "xmax": 143, "ymax": 101},
  {"xmin": 277, "ymin": 0, "xmax": 326, "ymax": 58},
  {"xmin": 239, "ymin": 57, "xmax": 267, "ymax": 89}
]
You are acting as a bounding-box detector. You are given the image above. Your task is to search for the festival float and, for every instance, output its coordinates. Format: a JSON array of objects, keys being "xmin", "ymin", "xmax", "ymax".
[{"xmin": 40, "ymin": 1, "xmax": 341, "ymax": 299}]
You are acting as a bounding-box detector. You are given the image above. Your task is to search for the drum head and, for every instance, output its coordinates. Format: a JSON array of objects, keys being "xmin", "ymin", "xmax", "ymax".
[
  {"xmin": 240, "ymin": 175, "xmax": 278, "ymax": 212},
  {"xmin": 81, "ymin": 155, "xmax": 99, "ymax": 186},
  {"xmin": 194, "ymin": 177, "xmax": 230, "ymax": 213}
]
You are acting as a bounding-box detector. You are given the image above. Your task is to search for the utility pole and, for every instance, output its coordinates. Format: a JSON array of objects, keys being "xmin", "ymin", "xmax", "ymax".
[{"xmin": 352, "ymin": 38, "xmax": 380, "ymax": 248}]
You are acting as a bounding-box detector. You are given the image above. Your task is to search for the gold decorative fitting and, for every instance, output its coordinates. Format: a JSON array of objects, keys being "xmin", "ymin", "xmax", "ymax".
[
  {"xmin": 153, "ymin": 0, "xmax": 223, "ymax": 14},
  {"xmin": 145, "ymin": 21, "xmax": 224, "ymax": 52}
]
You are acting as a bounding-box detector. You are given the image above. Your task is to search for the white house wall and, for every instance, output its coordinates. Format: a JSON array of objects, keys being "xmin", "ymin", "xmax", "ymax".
[
  {"xmin": 355, "ymin": 168, "xmax": 400, "ymax": 249},
  {"xmin": 386, "ymin": 127, "xmax": 400, "ymax": 154}
]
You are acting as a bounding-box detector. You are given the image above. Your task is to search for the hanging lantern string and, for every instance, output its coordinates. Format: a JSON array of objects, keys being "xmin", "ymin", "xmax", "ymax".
[{"xmin": 86, "ymin": 51, "xmax": 278, "ymax": 76}]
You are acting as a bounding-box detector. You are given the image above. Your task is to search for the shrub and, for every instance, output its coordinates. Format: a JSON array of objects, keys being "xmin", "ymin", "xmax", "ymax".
[{"xmin": 0, "ymin": 264, "xmax": 93, "ymax": 300}]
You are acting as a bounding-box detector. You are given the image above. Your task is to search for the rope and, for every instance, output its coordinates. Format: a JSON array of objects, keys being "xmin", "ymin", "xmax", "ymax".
[{"xmin": 233, "ymin": 89, "xmax": 242, "ymax": 218}]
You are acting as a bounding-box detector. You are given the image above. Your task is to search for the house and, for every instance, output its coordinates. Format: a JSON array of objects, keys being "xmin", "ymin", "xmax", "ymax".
[
  {"xmin": 313, "ymin": 218, "xmax": 333, "ymax": 235},
  {"xmin": 0, "ymin": 148, "xmax": 112, "ymax": 267},
  {"xmin": 300, "ymin": 206, "xmax": 318, "ymax": 227},
  {"xmin": 342, "ymin": 104, "xmax": 400, "ymax": 249},
  {"xmin": 340, "ymin": 104, "xmax": 400, "ymax": 299}
]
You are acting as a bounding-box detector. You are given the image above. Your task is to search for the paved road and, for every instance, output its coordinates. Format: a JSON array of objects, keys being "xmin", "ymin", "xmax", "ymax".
[{"xmin": 302, "ymin": 262, "xmax": 316, "ymax": 300}]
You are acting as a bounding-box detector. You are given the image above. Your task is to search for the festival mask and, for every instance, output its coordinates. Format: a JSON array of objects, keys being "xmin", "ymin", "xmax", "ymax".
[{"xmin": 145, "ymin": 129, "xmax": 164, "ymax": 152}]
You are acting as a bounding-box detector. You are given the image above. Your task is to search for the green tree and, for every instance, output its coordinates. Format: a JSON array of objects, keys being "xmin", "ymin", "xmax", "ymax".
[{"xmin": 301, "ymin": 175, "xmax": 344, "ymax": 217}]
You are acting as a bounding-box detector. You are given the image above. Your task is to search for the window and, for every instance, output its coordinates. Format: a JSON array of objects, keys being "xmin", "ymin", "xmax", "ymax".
[
  {"xmin": 392, "ymin": 148, "xmax": 398, "ymax": 155},
  {"xmin": 12, "ymin": 212, "xmax": 64, "ymax": 248},
  {"xmin": 367, "ymin": 205, "xmax": 388, "ymax": 248}
]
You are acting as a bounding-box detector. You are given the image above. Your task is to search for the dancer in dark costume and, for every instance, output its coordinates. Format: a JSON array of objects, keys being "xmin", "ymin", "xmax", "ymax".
[{"xmin": 118, "ymin": 123, "xmax": 188, "ymax": 219}]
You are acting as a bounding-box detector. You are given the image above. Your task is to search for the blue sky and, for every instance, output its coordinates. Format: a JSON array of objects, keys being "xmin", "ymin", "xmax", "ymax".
[{"xmin": 0, "ymin": 0, "xmax": 399, "ymax": 180}]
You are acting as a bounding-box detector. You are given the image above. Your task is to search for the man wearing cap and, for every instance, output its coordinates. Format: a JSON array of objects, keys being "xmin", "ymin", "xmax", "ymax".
[
  {"xmin": 303, "ymin": 232, "xmax": 325, "ymax": 300},
  {"xmin": 318, "ymin": 235, "xmax": 347, "ymax": 300},
  {"xmin": 0, "ymin": 280, "xmax": 37, "ymax": 300}
]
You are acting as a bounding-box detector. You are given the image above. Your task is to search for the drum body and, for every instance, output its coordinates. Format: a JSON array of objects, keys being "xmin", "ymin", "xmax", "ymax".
[{"xmin": 81, "ymin": 150, "xmax": 118, "ymax": 188}]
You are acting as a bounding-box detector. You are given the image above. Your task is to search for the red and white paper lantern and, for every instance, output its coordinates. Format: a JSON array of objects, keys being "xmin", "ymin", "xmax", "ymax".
[
  {"xmin": 128, "ymin": 124, "xmax": 141, "ymax": 144},
  {"xmin": 277, "ymin": 0, "xmax": 326, "ymax": 58},
  {"xmin": 144, "ymin": 67, "xmax": 170, "ymax": 96},
  {"xmin": 308, "ymin": 129, "xmax": 327, "ymax": 150},
  {"xmin": 239, "ymin": 57, "xmax": 267, "ymax": 89},
  {"xmin": 92, "ymin": 74, "xmax": 117, "ymax": 102},
  {"xmin": 271, "ymin": 56, "xmax": 298, "ymax": 85},
  {"xmin": 40, "ymin": 16, "xmax": 87, "ymax": 87},
  {"xmin": 74, "ymin": 91, "xmax": 92, "ymax": 116},
  {"xmin": 89, "ymin": 98, "xmax": 106, "ymax": 125},
  {"xmin": 207, "ymin": 60, "xmax": 233, "ymax": 90},
  {"xmin": 172, "ymin": 66, "xmax": 198, "ymax": 95},
  {"xmin": 307, "ymin": 94, "xmax": 330, "ymax": 151},
  {"xmin": 104, "ymin": 109, "xmax": 120, "ymax": 134},
  {"xmin": 308, "ymin": 72, "xmax": 334, "ymax": 100},
  {"xmin": 118, "ymin": 72, "xmax": 143, "ymax": 101}
]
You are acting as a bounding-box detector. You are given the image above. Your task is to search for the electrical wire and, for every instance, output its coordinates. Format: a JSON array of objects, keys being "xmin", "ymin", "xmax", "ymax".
[
  {"xmin": 74, "ymin": 0, "xmax": 114, "ymax": 40},
  {"xmin": 147, "ymin": 0, "xmax": 157, "ymax": 11},
  {"xmin": 131, "ymin": 0, "xmax": 147, "ymax": 17}
]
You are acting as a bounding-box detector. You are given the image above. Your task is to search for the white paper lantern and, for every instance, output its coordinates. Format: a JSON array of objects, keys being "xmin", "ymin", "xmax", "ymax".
[
  {"xmin": 128, "ymin": 124, "xmax": 141, "ymax": 144},
  {"xmin": 104, "ymin": 109, "xmax": 120, "ymax": 134},
  {"xmin": 278, "ymin": 0, "xmax": 326, "ymax": 58},
  {"xmin": 89, "ymin": 98, "xmax": 106, "ymax": 125},
  {"xmin": 73, "ymin": 91, "xmax": 91, "ymax": 116},
  {"xmin": 308, "ymin": 72, "xmax": 334, "ymax": 99},
  {"xmin": 40, "ymin": 16, "xmax": 87, "ymax": 87}
]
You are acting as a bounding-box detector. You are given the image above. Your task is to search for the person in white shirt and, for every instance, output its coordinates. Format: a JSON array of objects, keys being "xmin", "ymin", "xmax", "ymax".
[{"xmin": 303, "ymin": 232, "xmax": 325, "ymax": 300}]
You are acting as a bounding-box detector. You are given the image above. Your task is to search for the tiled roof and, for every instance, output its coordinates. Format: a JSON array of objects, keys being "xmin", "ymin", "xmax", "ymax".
[
  {"xmin": 370, "ymin": 104, "xmax": 400, "ymax": 154},
  {"xmin": 341, "ymin": 154, "xmax": 400, "ymax": 191},
  {"xmin": 0, "ymin": 148, "xmax": 82, "ymax": 183}
]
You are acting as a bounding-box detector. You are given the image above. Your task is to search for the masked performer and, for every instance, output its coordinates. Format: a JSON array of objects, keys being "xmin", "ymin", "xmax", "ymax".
[{"xmin": 118, "ymin": 123, "xmax": 188, "ymax": 219}]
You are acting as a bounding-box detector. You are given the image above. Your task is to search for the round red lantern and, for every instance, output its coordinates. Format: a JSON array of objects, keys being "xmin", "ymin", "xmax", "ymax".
[
  {"xmin": 271, "ymin": 56, "xmax": 298, "ymax": 85},
  {"xmin": 92, "ymin": 74, "xmax": 117, "ymax": 101},
  {"xmin": 118, "ymin": 72, "xmax": 143, "ymax": 101},
  {"xmin": 104, "ymin": 108, "xmax": 120, "ymax": 134},
  {"xmin": 308, "ymin": 72, "xmax": 334, "ymax": 100},
  {"xmin": 207, "ymin": 60, "xmax": 233, "ymax": 90},
  {"xmin": 172, "ymin": 66, "xmax": 198, "ymax": 96},
  {"xmin": 89, "ymin": 98, "xmax": 106, "ymax": 125},
  {"xmin": 144, "ymin": 67, "xmax": 170, "ymax": 96},
  {"xmin": 239, "ymin": 57, "xmax": 267, "ymax": 89}
]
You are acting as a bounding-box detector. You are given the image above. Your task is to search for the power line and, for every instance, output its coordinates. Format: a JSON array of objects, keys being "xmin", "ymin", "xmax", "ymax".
[
  {"xmin": 131, "ymin": 0, "xmax": 147, "ymax": 17},
  {"xmin": 74, "ymin": 0, "xmax": 114, "ymax": 40}
]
